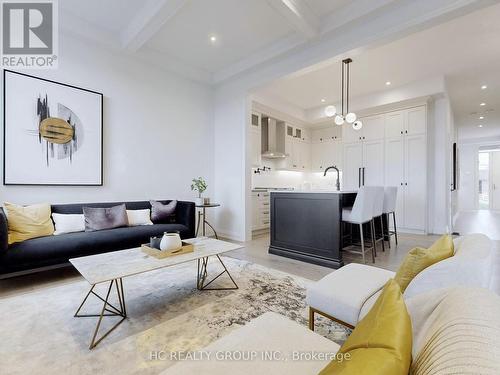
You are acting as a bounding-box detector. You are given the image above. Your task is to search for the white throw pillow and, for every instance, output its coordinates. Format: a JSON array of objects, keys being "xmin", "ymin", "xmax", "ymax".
[
  {"xmin": 126, "ymin": 209, "xmax": 153, "ymax": 226},
  {"xmin": 52, "ymin": 213, "xmax": 85, "ymax": 235}
]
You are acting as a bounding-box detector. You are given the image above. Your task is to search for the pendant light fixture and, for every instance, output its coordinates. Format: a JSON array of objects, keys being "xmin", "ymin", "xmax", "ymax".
[{"xmin": 324, "ymin": 58, "xmax": 362, "ymax": 130}]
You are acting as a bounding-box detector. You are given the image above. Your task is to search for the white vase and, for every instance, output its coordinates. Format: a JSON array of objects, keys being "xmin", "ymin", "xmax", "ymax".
[
  {"xmin": 160, "ymin": 232, "xmax": 182, "ymax": 252},
  {"xmin": 195, "ymin": 197, "xmax": 204, "ymax": 206}
]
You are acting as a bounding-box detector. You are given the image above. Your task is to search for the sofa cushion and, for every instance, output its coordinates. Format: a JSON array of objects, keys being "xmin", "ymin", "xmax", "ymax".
[
  {"xmin": 52, "ymin": 213, "xmax": 85, "ymax": 235},
  {"xmin": 394, "ymin": 234, "xmax": 454, "ymax": 292},
  {"xmin": 83, "ymin": 204, "xmax": 129, "ymax": 231},
  {"xmin": 407, "ymin": 287, "xmax": 500, "ymax": 374},
  {"xmin": 1, "ymin": 224, "xmax": 190, "ymax": 273},
  {"xmin": 162, "ymin": 312, "xmax": 340, "ymax": 375},
  {"xmin": 319, "ymin": 279, "xmax": 412, "ymax": 375},
  {"xmin": 403, "ymin": 233, "xmax": 493, "ymax": 299},
  {"xmin": 150, "ymin": 200, "xmax": 177, "ymax": 223},
  {"xmin": 306, "ymin": 263, "xmax": 395, "ymax": 327},
  {"xmin": 4, "ymin": 202, "xmax": 55, "ymax": 244}
]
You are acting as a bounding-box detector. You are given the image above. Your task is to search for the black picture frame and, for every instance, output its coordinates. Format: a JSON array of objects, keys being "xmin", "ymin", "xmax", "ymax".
[{"xmin": 3, "ymin": 69, "xmax": 104, "ymax": 186}]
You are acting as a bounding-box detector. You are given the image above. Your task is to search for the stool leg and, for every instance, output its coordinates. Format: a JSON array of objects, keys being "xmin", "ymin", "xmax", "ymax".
[
  {"xmin": 392, "ymin": 212, "xmax": 398, "ymax": 245},
  {"xmin": 386, "ymin": 213, "xmax": 391, "ymax": 249},
  {"xmin": 370, "ymin": 220, "xmax": 376, "ymax": 263},
  {"xmin": 359, "ymin": 224, "xmax": 365, "ymax": 264},
  {"xmin": 379, "ymin": 216, "xmax": 385, "ymax": 252}
]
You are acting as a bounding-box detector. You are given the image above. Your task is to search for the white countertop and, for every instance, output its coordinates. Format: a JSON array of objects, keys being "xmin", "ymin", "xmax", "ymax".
[{"xmin": 269, "ymin": 190, "xmax": 357, "ymax": 194}]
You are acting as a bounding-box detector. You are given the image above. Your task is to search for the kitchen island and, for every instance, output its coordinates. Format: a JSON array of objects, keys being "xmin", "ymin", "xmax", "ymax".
[{"xmin": 268, "ymin": 190, "xmax": 357, "ymax": 269}]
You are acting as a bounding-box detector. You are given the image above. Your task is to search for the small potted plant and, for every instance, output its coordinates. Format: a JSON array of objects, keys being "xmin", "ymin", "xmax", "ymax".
[{"xmin": 191, "ymin": 177, "xmax": 208, "ymax": 206}]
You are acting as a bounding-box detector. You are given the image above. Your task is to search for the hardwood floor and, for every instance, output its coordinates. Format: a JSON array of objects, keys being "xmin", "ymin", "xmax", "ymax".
[
  {"xmin": 226, "ymin": 232, "xmax": 440, "ymax": 281},
  {"xmin": 454, "ymin": 210, "xmax": 500, "ymax": 240}
]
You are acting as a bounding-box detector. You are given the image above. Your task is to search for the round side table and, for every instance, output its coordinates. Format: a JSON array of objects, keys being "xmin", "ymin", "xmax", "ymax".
[{"xmin": 195, "ymin": 203, "xmax": 220, "ymax": 239}]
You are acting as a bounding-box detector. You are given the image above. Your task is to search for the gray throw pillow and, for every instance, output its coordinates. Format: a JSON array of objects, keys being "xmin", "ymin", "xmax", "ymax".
[
  {"xmin": 83, "ymin": 204, "xmax": 129, "ymax": 231},
  {"xmin": 150, "ymin": 200, "xmax": 177, "ymax": 223}
]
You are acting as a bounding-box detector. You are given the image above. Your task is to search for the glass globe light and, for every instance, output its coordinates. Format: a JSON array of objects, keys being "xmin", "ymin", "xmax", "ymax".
[
  {"xmin": 352, "ymin": 120, "xmax": 363, "ymax": 130},
  {"xmin": 345, "ymin": 112, "xmax": 357, "ymax": 123},
  {"xmin": 334, "ymin": 115, "xmax": 344, "ymax": 126},
  {"xmin": 324, "ymin": 105, "xmax": 337, "ymax": 118}
]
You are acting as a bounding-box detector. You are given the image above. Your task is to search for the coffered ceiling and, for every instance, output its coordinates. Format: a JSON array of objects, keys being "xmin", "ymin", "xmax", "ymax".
[
  {"xmin": 59, "ymin": 0, "xmax": 497, "ymax": 86},
  {"xmin": 253, "ymin": 2, "xmax": 500, "ymax": 139}
]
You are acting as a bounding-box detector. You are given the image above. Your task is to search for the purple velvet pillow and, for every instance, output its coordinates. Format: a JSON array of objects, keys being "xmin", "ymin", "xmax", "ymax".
[
  {"xmin": 83, "ymin": 204, "xmax": 129, "ymax": 232},
  {"xmin": 150, "ymin": 200, "xmax": 177, "ymax": 223}
]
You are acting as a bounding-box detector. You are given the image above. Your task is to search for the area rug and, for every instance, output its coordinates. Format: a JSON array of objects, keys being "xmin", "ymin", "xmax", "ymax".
[{"xmin": 0, "ymin": 257, "xmax": 349, "ymax": 375}]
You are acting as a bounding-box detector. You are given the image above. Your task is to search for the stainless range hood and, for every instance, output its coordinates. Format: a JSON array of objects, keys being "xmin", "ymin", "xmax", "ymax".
[{"xmin": 261, "ymin": 116, "xmax": 287, "ymax": 159}]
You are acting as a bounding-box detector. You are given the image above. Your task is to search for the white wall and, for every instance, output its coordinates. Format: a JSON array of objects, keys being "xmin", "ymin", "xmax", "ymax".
[
  {"xmin": 429, "ymin": 96, "xmax": 453, "ymax": 233},
  {"xmin": 0, "ymin": 35, "xmax": 214, "ymax": 205},
  {"xmin": 212, "ymin": 89, "xmax": 249, "ymax": 241},
  {"xmin": 457, "ymin": 144, "xmax": 478, "ymax": 211}
]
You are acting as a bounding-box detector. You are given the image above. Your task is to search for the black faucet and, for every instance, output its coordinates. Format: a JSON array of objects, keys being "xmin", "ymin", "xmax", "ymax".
[{"xmin": 324, "ymin": 165, "xmax": 341, "ymax": 191}]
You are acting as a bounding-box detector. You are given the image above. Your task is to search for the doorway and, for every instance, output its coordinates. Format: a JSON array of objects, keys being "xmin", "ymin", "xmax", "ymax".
[
  {"xmin": 478, "ymin": 151, "xmax": 490, "ymax": 209},
  {"xmin": 478, "ymin": 149, "xmax": 500, "ymax": 211}
]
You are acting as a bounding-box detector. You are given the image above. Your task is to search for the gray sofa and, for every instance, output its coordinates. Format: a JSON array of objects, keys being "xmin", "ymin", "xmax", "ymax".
[{"xmin": 0, "ymin": 200, "xmax": 195, "ymax": 278}]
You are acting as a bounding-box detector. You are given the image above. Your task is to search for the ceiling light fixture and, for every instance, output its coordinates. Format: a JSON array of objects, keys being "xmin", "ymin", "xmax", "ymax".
[
  {"xmin": 479, "ymin": 116, "xmax": 485, "ymax": 120},
  {"xmin": 480, "ymin": 102, "xmax": 486, "ymax": 106},
  {"xmin": 321, "ymin": 98, "xmax": 326, "ymax": 103},
  {"xmin": 209, "ymin": 35, "xmax": 217, "ymax": 43},
  {"xmin": 324, "ymin": 58, "xmax": 361, "ymax": 130},
  {"xmin": 481, "ymin": 85, "xmax": 487, "ymax": 90},
  {"xmin": 478, "ymin": 124, "xmax": 483, "ymax": 128},
  {"xmin": 385, "ymin": 81, "xmax": 391, "ymax": 86}
]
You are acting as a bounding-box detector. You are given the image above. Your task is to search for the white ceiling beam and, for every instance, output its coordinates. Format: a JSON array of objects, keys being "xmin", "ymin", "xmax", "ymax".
[
  {"xmin": 121, "ymin": 0, "xmax": 189, "ymax": 52},
  {"xmin": 266, "ymin": 0, "xmax": 320, "ymax": 39}
]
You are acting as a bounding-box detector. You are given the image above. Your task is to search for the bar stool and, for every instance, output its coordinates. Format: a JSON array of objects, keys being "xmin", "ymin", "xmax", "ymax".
[
  {"xmin": 383, "ymin": 186, "xmax": 398, "ymax": 248},
  {"xmin": 371, "ymin": 186, "xmax": 385, "ymax": 254},
  {"xmin": 341, "ymin": 186, "xmax": 376, "ymax": 264}
]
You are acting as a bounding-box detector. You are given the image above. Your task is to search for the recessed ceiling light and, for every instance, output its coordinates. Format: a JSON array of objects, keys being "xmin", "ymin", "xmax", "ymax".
[
  {"xmin": 385, "ymin": 81, "xmax": 391, "ymax": 86},
  {"xmin": 479, "ymin": 116, "xmax": 485, "ymax": 120},
  {"xmin": 321, "ymin": 98, "xmax": 326, "ymax": 103},
  {"xmin": 478, "ymin": 124, "xmax": 483, "ymax": 128},
  {"xmin": 480, "ymin": 102, "xmax": 486, "ymax": 106},
  {"xmin": 481, "ymin": 85, "xmax": 488, "ymax": 90},
  {"xmin": 209, "ymin": 35, "xmax": 217, "ymax": 43}
]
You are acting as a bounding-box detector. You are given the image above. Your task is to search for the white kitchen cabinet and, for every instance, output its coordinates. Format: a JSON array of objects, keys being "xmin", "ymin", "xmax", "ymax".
[
  {"xmin": 343, "ymin": 139, "xmax": 384, "ymax": 189},
  {"xmin": 385, "ymin": 137, "xmax": 405, "ymax": 225},
  {"xmin": 407, "ymin": 107, "xmax": 426, "ymax": 135},
  {"xmin": 311, "ymin": 140, "xmax": 342, "ymax": 172},
  {"xmin": 384, "ymin": 106, "xmax": 427, "ymax": 232},
  {"xmin": 384, "ymin": 106, "xmax": 426, "ymax": 138},
  {"xmin": 311, "ymin": 126, "xmax": 342, "ymax": 143},
  {"xmin": 363, "ymin": 139, "xmax": 385, "ymax": 185},
  {"xmin": 250, "ymin": 112, "xmax": 262, "ymax": 167},
  {"xmin": 342, "ymin": 142, "xmax": 363, "ymax": 190},
  {"xmin": 251, "ymin": 191, "xmax": 271, "ymax": 231},
  {"xmin": 404, "ymin": 134, "xmax": 426, "ymax": 231},
  {"xmin": 342, "ymin": 114, "xmax": 384, "ymax": 143}
]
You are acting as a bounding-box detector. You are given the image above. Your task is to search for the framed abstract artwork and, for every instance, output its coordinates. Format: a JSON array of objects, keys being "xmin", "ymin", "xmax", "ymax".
[{"xmin": 3, "ymin": 70, "xmax": 103, "ymax": 186}]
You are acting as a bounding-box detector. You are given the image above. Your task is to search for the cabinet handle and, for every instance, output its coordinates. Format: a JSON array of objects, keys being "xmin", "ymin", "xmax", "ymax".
[
  {"xmin": 320, "ymin": 138, "xmax": 323, "ymax": 141},
  {"xmin": 263, "ymin": 221, "xmax": 270, "ymax": 225},
  {"xmin": 405, "ymin": 130, "xmax": 408, "ymax": 134},
  {"xmin": 400, "ymin": 131, "xmax": 403, "ymax": 135},
  {"xmin": 400, "ymin": 183, "xmax": 403, "ymax": 186}
]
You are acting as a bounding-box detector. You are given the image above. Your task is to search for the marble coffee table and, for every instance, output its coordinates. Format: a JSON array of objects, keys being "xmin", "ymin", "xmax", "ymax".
[{"xmin": 70, "ymin": 237, "xmax": 243, "ymax": 349}]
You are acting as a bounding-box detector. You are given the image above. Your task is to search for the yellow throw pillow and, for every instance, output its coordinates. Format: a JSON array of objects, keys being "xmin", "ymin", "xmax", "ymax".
[
  {"xmin": 319, "ymin": 279, "xmax": 412, "ymax": 375},
  {"xmin": 4, "ymin": 202, "xmax": 54, "ymax": 244},
  {"xmin": 394, "ymin": 234, "xmax": 454, "ymax": 292}
]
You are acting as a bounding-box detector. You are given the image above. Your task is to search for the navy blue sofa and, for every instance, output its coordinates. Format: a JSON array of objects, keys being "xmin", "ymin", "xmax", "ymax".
[{"xmin": 0, "ymin": 200, "xmax": 195, "ymax": 277}]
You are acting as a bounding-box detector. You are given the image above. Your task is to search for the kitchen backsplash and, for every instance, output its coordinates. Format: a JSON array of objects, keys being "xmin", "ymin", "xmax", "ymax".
[{"xmin": 252, "ymin": 169, "xmax": 343, "ymax": 190}]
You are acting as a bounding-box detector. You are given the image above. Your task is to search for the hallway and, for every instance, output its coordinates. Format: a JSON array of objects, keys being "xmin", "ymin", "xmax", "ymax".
[{"xmin": 454, "ymin": 210, "xmax": 500, "ymax": 240}]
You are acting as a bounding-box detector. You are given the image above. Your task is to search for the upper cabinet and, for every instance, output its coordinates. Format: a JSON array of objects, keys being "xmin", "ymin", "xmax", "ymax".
[
  {"xmin": 385, "ymin": 106, "xmax": 426, "ymax": 138},
  {"xmin": 343, "ymin": 114, "xmax": 385, "ymax": 143},
  {"xmin": 311, "ymin": 126, "xmax": 341, "ymax": 143},
  {"xmin": 250, "ymin": 112, "xmax": 262, "ymax": 167}
]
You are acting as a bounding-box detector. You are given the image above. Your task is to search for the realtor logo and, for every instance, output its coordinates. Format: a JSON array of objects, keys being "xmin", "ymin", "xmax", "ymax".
[{"xmin": 1, "ymin": 0, "xmax": 58, "ymax": 68}]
